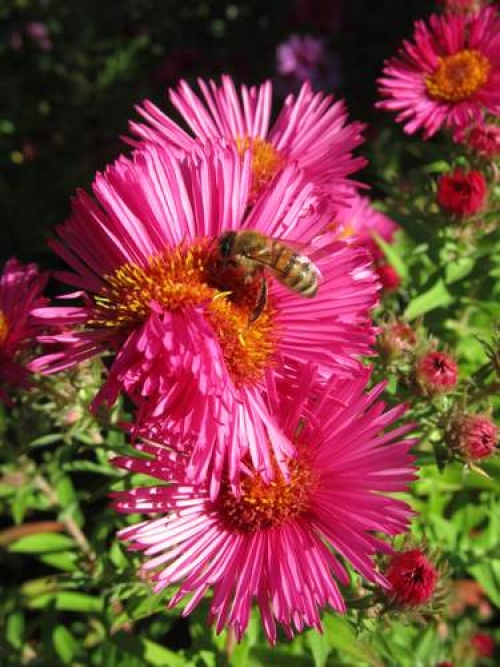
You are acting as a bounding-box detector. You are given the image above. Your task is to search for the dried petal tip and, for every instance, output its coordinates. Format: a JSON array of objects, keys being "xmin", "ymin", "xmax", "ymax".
[
  {"xmin": 447, "ymin": 413, "xmax": 498, "ymax": 463},
  {"xmin": 414, "ymin": 351, "xmax": 458, "ymax": 396},
  {"xmin": 386, "ymin": 548, "xmax": 438, "ymax": 608}
]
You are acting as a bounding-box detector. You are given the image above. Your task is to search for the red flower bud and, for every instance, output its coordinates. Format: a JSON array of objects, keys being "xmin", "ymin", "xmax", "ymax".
[
  {"xmin": 377, "ymin": 263, "xmax": 401, "ymax": 292},
  {"xmin": 448, "ymin": 413, "xmax": 497, "ymax": 462},
  {"xmin": 386, "ymin": 548, "xmax": 438, "ymax": 607},
  {"xmin": 467, "ymin": 123, "xmax": 500, "ymax": 158},
  {"xmin": 378, "ymin": 321, "xmax": 417, "ymax": 361},
  {"xmin": 415, "ymin": 351, "xmax": 458, "ymax": 396},
  {"xmin": 437, "ymin": 168, "xmax": 487, "ymax": 218},
  {"xmin": 471, "ymin": 632, "xmax": 495, "ymax": 658}
]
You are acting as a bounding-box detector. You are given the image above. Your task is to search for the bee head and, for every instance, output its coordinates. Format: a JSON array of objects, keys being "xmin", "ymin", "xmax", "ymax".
[{"xmin": 218, "ymin": 231, "xmax": 237, "ymax": 267}]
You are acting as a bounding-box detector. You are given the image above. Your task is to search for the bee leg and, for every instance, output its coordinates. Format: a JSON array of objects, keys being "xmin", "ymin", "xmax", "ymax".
[{"xmin": 248, "ymin": 278, "xmax": 268, "ymax": 325}]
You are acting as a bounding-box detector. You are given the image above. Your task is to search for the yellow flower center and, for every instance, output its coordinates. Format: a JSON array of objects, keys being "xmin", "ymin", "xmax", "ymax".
[
  {"xmin": 91, "ymin": 241, "xmax": 278, "ymax": 387},
  {"xmin": 425, "ymin": 49, "xmax": 491, "ymax": 103},
  {"xmin": 214, "ymin": 456, "xmax": 316, "ymax": 533},
  {"xmin": 0, "ymin": 311, "xmax": 8, "ymax": 345},
  {"xmin": 236, "ymin": 136, "xmax": 285, "ymax": 202}
]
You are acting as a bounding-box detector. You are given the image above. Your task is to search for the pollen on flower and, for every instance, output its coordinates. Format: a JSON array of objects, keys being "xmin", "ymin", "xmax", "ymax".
[
  {"xmin": 0, "ymin": 311, "xmax": 8, "ymax": 345},
  {"xmin": 425, "ymin": 50, "xmax": 491, "ymax": 103},
  {"xmin": 214, "ymin": 457, "xmax": 316, "ymax": 533},
  {"xmin": 92, "ymin": 241, "xmax": 278, "ymax": 387},
  {"xmin": 236, "ymin": 136, "xmax": 285, "ymax": 201}
]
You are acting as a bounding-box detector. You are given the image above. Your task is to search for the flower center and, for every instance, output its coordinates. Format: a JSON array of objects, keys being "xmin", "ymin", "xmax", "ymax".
[
  {"xmin": 425, "ymin": 50, "xmax": 491, "ymax": 103},
  {"xmin": 236, "ymin": 136, "xmax": 285, "ymax": 202},
  {"xmin": 0, "ymin": 311, "xmax": 8, "ymax": 345},
  {"xmin": 91, "ymin": 241, "xmax": 278, "ymax": 387},
  {"xmin": 214, "ymin": 457, "xmax": 315, "ymax": 533}
]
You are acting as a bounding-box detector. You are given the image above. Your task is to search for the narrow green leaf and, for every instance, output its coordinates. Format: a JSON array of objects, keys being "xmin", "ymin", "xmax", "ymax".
[
  {"xmin": 9, "ymin": 532, "xmax": 75, "ymax": 554},
  {"xmin": 26, "ymin": 592, "xmax": 104, "ymax": 613},
  {"xmin": 404, "ymin": 279, "xmax": 453, "ymax": 319},
  {"xmin": 372, "ymin": 232, "xmax": 408, "ymax": 280},
  {"xmin": 53, "ymin": 625, "xmax": 78, "ymax": 664},
  {"xmin": 6, "ymin": 612, "xmax": 24, "ymax": 650}
]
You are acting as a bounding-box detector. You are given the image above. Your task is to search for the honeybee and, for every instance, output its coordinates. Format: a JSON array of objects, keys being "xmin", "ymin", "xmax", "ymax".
[{"xmin": 214, "ymin": 230, "xmax": 320, "ymax": 323}]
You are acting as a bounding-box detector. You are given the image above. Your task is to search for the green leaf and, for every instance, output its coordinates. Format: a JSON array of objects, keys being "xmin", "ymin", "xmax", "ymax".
[
  {"xmin": 372, "ymin": 232, "xmax": 408, "ymax": 280},
  {"xmin": 8, "ymin": 532, "xmax": 75, "ymax": 554},
  {"xmin": 323, "ymin": 616, "xmax": 380, "ymax": 666},
  {"xmin": 39, "ymin": 551, "xmax": 78, "ymax": 572},
  {"xmin": 53, "ymin": 625, "xmax": 78, "ymax": 664},
  {"xmin": 404, "ymin": 279, "xmax": 453, "ymax": 319},
  {"xmin": 444, "ymin": 256, "xmax": 475, "ymax": 284},
  {"xmin": 6, "ymin": 611, "xmax": 24, "ymax": 650},
  {"xmin": 110, "ymin": 632, "xmax": 187, "ymax": 666},
  {"xmin": 26, "ymin": 592, "xmax": 104, "ymax": 613},
  {"xmin": 306, "ymin": 629, "xmax": 331, "ymax": 667},
  {"xmin": 468, "ymin": 561, "xmax": 500, "ymax": 608}
]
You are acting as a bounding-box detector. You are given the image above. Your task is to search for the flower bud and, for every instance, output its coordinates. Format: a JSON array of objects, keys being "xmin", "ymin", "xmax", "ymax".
[
  {"xmin": 414, "ymin": 351, "xmax": 458, "ymax": 396},
  {"xmin": 385, "ymin": 548, "xmax": 439, "ymax": 608},
  {"xmin": 376, "ymin": 263, "xmax": 401, "ymax": 292},
  {"xmin": 436, "ymin": 168, "xmax": 488, "ymax": 218},
  {"xmin": 471, "ymin": 632, "xmax": 495, "ymax": 658},
  {"xmin": 467, "ymin": 123, "xmax": 500, "ymax": 159},
  {"xmin": 378, "ymin": 320, "xmax": 417, "ymax": 361},
  {"xmin": 447, "ymin": 413, "xmax": 497, "ymax": 462}
]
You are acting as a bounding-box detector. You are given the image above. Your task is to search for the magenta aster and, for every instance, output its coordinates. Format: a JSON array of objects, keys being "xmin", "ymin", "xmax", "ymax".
[
  {"xmin": 377, "ymin": 7, "xmax": 500, "ymax": 138},
  {"xmin": 330, "ymin": 189, "xmax": 399, "ymax": 263},
  {"xmin": 0, "ymin": 258, "xmax": 48, "ymax": 403},
  {"xmin": 112, "ymin": 363, "xmax": 416, "ymax": 643},
  {"xmin": 129, "ymin": 75, "xmax": 365, "ymax": 204},
  {"xmin": 30, "ymin": 143, "xmax": 379, "ymax": 496}
]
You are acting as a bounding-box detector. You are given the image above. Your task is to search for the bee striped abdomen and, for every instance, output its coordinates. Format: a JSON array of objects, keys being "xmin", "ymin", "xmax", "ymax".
[{"xmin": 270, "ymin": 241, "xmax": 318, "ymax": 297}]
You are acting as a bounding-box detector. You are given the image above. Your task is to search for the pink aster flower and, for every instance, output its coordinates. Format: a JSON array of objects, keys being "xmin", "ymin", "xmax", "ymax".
[
  {"xmin": 377, "ymin": 8, "xmax": 500, "ymax": 138},
  {"xmin": 277, "ymin": 35, "xmax": 326, "ymax": 81},
  {"xmin": 30, "ymin": 143, "xmax": 379, "ymax": 496},
  {"xmin": 128, "ymin": 75, "xmax": 365, "ymax": 204},
  {"xmin": 0, "ymin": 258, "xmax": 48, "ymax": 403},
  {"xmin": 330, "ymin": 190, "xmax": 398, "ymax": 263},
  {"xmin": 112, "ymin": 362, "xmax": 416, "ymax": 644}
]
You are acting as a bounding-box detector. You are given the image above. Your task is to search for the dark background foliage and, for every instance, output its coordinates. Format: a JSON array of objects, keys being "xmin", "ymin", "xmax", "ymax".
[{"xmin": 1, "ymin": 0, "xmax": 433, "ymax": 266}]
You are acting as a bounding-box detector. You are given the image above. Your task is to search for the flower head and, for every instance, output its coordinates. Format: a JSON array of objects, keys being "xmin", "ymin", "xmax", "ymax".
[
  {"xmin": 112, "ymin": 363, "xmax": 416, "ymax": 644},
  {"xmin": 461, "ymin": 121, "xmax": 500, "ymax": 157},
  {"xmin": 31, "ymin": 143, "xmax": 379, "ymax": 496},
  {"xmin": 447, "ymin": 412, "xmax": 497, "ymax": 462},
  {"xmin": 0, "ymin": 258, "xmax": 48, "ymax": 403},
  {"xmin": 129, "ymin": 75, "xmax": 365, "ymax": 204},
  {"xmin": 277, "ymin": 34, "xmax": 326, "ymax": 81},
  {"xmin": 437, "ymin": 168, "xmax": 488, "ymax": 218},
  {"xmin": 471, "ymin": 632, "xmax": 495, "ymax": 658},
  {"xmin": 439, "ymin": 0, "xmax": 487, "ymax": 15},
  {"xmin": 385, "ymin": 548, "xmax": 439, "ymax": 607},
  {"xmin": 330, "ymin": 190, "xmax": 399, "ymax": 263},
  {"xmin": 378, "ymin": 8, "xmax": 500, "ymax": 138},
  {"xmin": 414, "ymin": 351, "xmax": 458, "ymax": 396}
]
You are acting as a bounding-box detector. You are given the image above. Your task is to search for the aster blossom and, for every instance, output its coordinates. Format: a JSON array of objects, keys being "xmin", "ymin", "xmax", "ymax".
[
  {"xmin": 112, "ymin": 363, "xmax": 416, "ymax": 644},
  {"xmin": 128, "ymin": 75, "xmax": 365, "ymax": 204},
  {"xmin": 0, "ymin": 258, "xmax": 48, "ymax": 404},
  {"xmin": 30, "ymin": 142, "xmax": 379, "ymax": 496},
  {"xmin": 385, "ymin": 548, "xmax": 439, "ymax": 608},
  {"xmin": 330, "ymin": 189, "xmax": 398, "ymax": 264},
  {"xmin": 436, "ymin": 168, "xmax": 488, "ymax": 218},
  {"xmin": 377, "ymin": 7, "xmax": 500, "ymax": 138}
]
